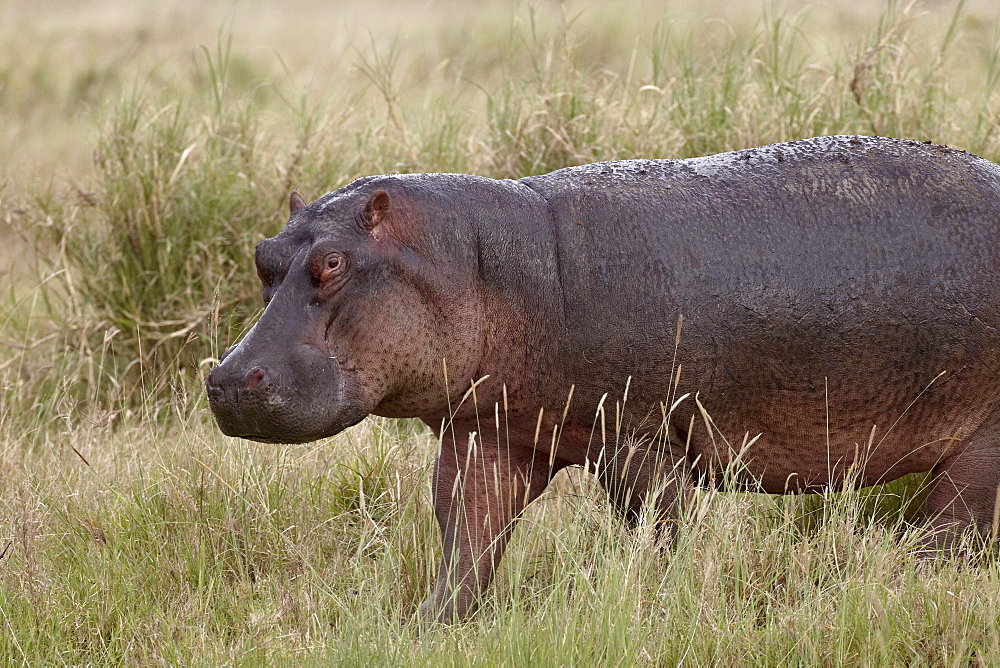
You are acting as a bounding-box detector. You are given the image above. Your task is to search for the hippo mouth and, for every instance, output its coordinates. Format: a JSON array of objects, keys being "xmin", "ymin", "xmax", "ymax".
[
  {"xmin": 208, "ymin": 385, "xmax": 368, "ymax": 444},
  {"xmin": 236, "ymin": 433, "xmax": 292, "ymax": 444}
]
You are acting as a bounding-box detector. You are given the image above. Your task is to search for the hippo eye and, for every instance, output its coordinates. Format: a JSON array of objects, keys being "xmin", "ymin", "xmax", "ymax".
[{"xmin": 315, "ymin": 251, "xmax": 346, "ymax": 284}]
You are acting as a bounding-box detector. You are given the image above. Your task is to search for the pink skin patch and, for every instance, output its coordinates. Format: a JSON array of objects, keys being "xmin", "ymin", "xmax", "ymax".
[{"xmin": 246, "ymin": 368, "xmax": 265, "ymax": 390}]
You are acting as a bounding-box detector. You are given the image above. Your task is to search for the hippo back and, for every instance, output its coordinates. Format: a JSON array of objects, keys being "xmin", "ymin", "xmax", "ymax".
[{"xmin": 517, "ymin": 136, "xmax": 1000, "ymax": 489}]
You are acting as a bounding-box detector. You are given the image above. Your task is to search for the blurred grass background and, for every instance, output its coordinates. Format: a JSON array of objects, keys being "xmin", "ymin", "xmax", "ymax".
[
  {"xmin": 6, "ymin": 0, "xmax": 1000, "ymax": 425},
  {"xmin": 3, "ymin": 0, "xmax": 1000, "ymax": 663}
]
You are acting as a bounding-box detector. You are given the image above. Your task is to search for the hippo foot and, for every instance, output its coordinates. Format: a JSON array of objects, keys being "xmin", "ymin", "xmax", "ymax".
[{"xmin": 417, "ymin": 595, "xmax": 478, "ymax": 627}]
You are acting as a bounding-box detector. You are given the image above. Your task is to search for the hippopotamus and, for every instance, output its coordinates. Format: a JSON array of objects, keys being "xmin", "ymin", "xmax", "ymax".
[{"xmin": 206, "ymin": 135, "xmax": 1000, "ymax": 622}]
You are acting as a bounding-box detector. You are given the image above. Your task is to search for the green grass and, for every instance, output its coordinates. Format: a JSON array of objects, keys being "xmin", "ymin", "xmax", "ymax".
[{"xmin": 4, "ymin": 0, "xmax": 1000, "ymax": 663}]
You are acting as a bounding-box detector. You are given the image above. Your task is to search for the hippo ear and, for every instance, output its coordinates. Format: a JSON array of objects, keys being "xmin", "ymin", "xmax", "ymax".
[
  {"xmin": 289, "ymin": 191, "xmax": 307, "ymax": 215},
  {"xmin": 361, "ymin": 190, "xmax": 391, "ymax": 231}
]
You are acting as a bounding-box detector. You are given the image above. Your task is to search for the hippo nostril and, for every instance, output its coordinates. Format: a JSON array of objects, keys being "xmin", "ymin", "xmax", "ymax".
[
  {"xmin": 206, "ymin": 367, "xmax": 222, "ymax": 389},
  {"xmin": 246, "ymin": 368, "xmax": 266, "ymax": 390}
]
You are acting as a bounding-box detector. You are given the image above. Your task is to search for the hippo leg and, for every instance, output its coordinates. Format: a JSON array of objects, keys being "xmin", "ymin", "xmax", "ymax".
[
  {"xmin": 921, "ymin": 422, "xmax": 1000, "ymax": 553},
  {"xmin": 420, "ymin": 432, "xmax": 562, "ymax": 623},
  {"xmin": 597, "ymin": 429, "xmax": 693, "ymax": 540}
]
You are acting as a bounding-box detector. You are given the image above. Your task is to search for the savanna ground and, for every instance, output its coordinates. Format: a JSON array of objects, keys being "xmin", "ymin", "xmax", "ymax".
[{"xmin": 4, "ymin": 0, "xmax": 1000, "ymax": 663}]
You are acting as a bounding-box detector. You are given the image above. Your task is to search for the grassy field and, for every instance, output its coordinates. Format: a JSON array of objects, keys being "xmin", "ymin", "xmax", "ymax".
[{"xmin": 4, "ymin": 0, "xmax": 1000, "ymax": 663}]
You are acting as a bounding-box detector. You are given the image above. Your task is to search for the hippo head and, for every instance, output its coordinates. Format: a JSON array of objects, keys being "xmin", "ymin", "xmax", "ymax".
[{"xmin": 206, "ymin": 184, "xmax": 484, "ymax": 443}]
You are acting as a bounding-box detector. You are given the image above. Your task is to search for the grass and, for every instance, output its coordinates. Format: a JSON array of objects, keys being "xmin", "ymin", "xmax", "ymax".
[
  {"xmin": 4, "ymin": 0, "xmax": 1000, "ymax": 663},
  {"xmin": 3, "ymin": 412, "xmax": 996, "ymax": 664}
]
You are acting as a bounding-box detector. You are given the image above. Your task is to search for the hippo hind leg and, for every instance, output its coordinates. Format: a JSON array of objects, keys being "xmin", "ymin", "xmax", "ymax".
[
  {"xmin": 597, "ymin": 425, "xmax": 694, "ymax": 541},
  {"xmin": 920, "ymin": 421, "xmax": 1000, "ymax": 555}
]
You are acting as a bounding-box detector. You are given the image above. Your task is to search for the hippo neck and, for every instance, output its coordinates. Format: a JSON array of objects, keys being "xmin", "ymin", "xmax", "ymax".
[{"xmin": 373, "ymin": 175, "xmax": 566, "ymax": 426}]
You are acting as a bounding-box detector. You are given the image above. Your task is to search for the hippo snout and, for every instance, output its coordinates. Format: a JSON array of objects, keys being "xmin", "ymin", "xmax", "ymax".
[
  {"xmin": 206, "ymin": 344, "xmax": 364, "ymax": 444},
  {"xmin": 206, "ymin": 362, "xmax": 292, "ymax": 442},
  {"xmin": 206, "ymin": 363, "xmax": 267, "ymax": 396},
  {"xmin": 205, "ymin": 363, "xmax": 273, "ymax": 411}
]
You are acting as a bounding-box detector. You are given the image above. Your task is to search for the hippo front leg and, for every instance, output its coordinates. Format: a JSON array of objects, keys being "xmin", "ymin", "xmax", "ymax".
[{"xmin": 420, "ymin": 432, "xmax": 557, "ymax": 623}]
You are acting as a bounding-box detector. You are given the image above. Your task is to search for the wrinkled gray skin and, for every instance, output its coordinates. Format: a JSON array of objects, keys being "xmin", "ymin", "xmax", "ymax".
[{"xmin": 208, "ymin": 136, "xmax": 1000, "ymax": 622}]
